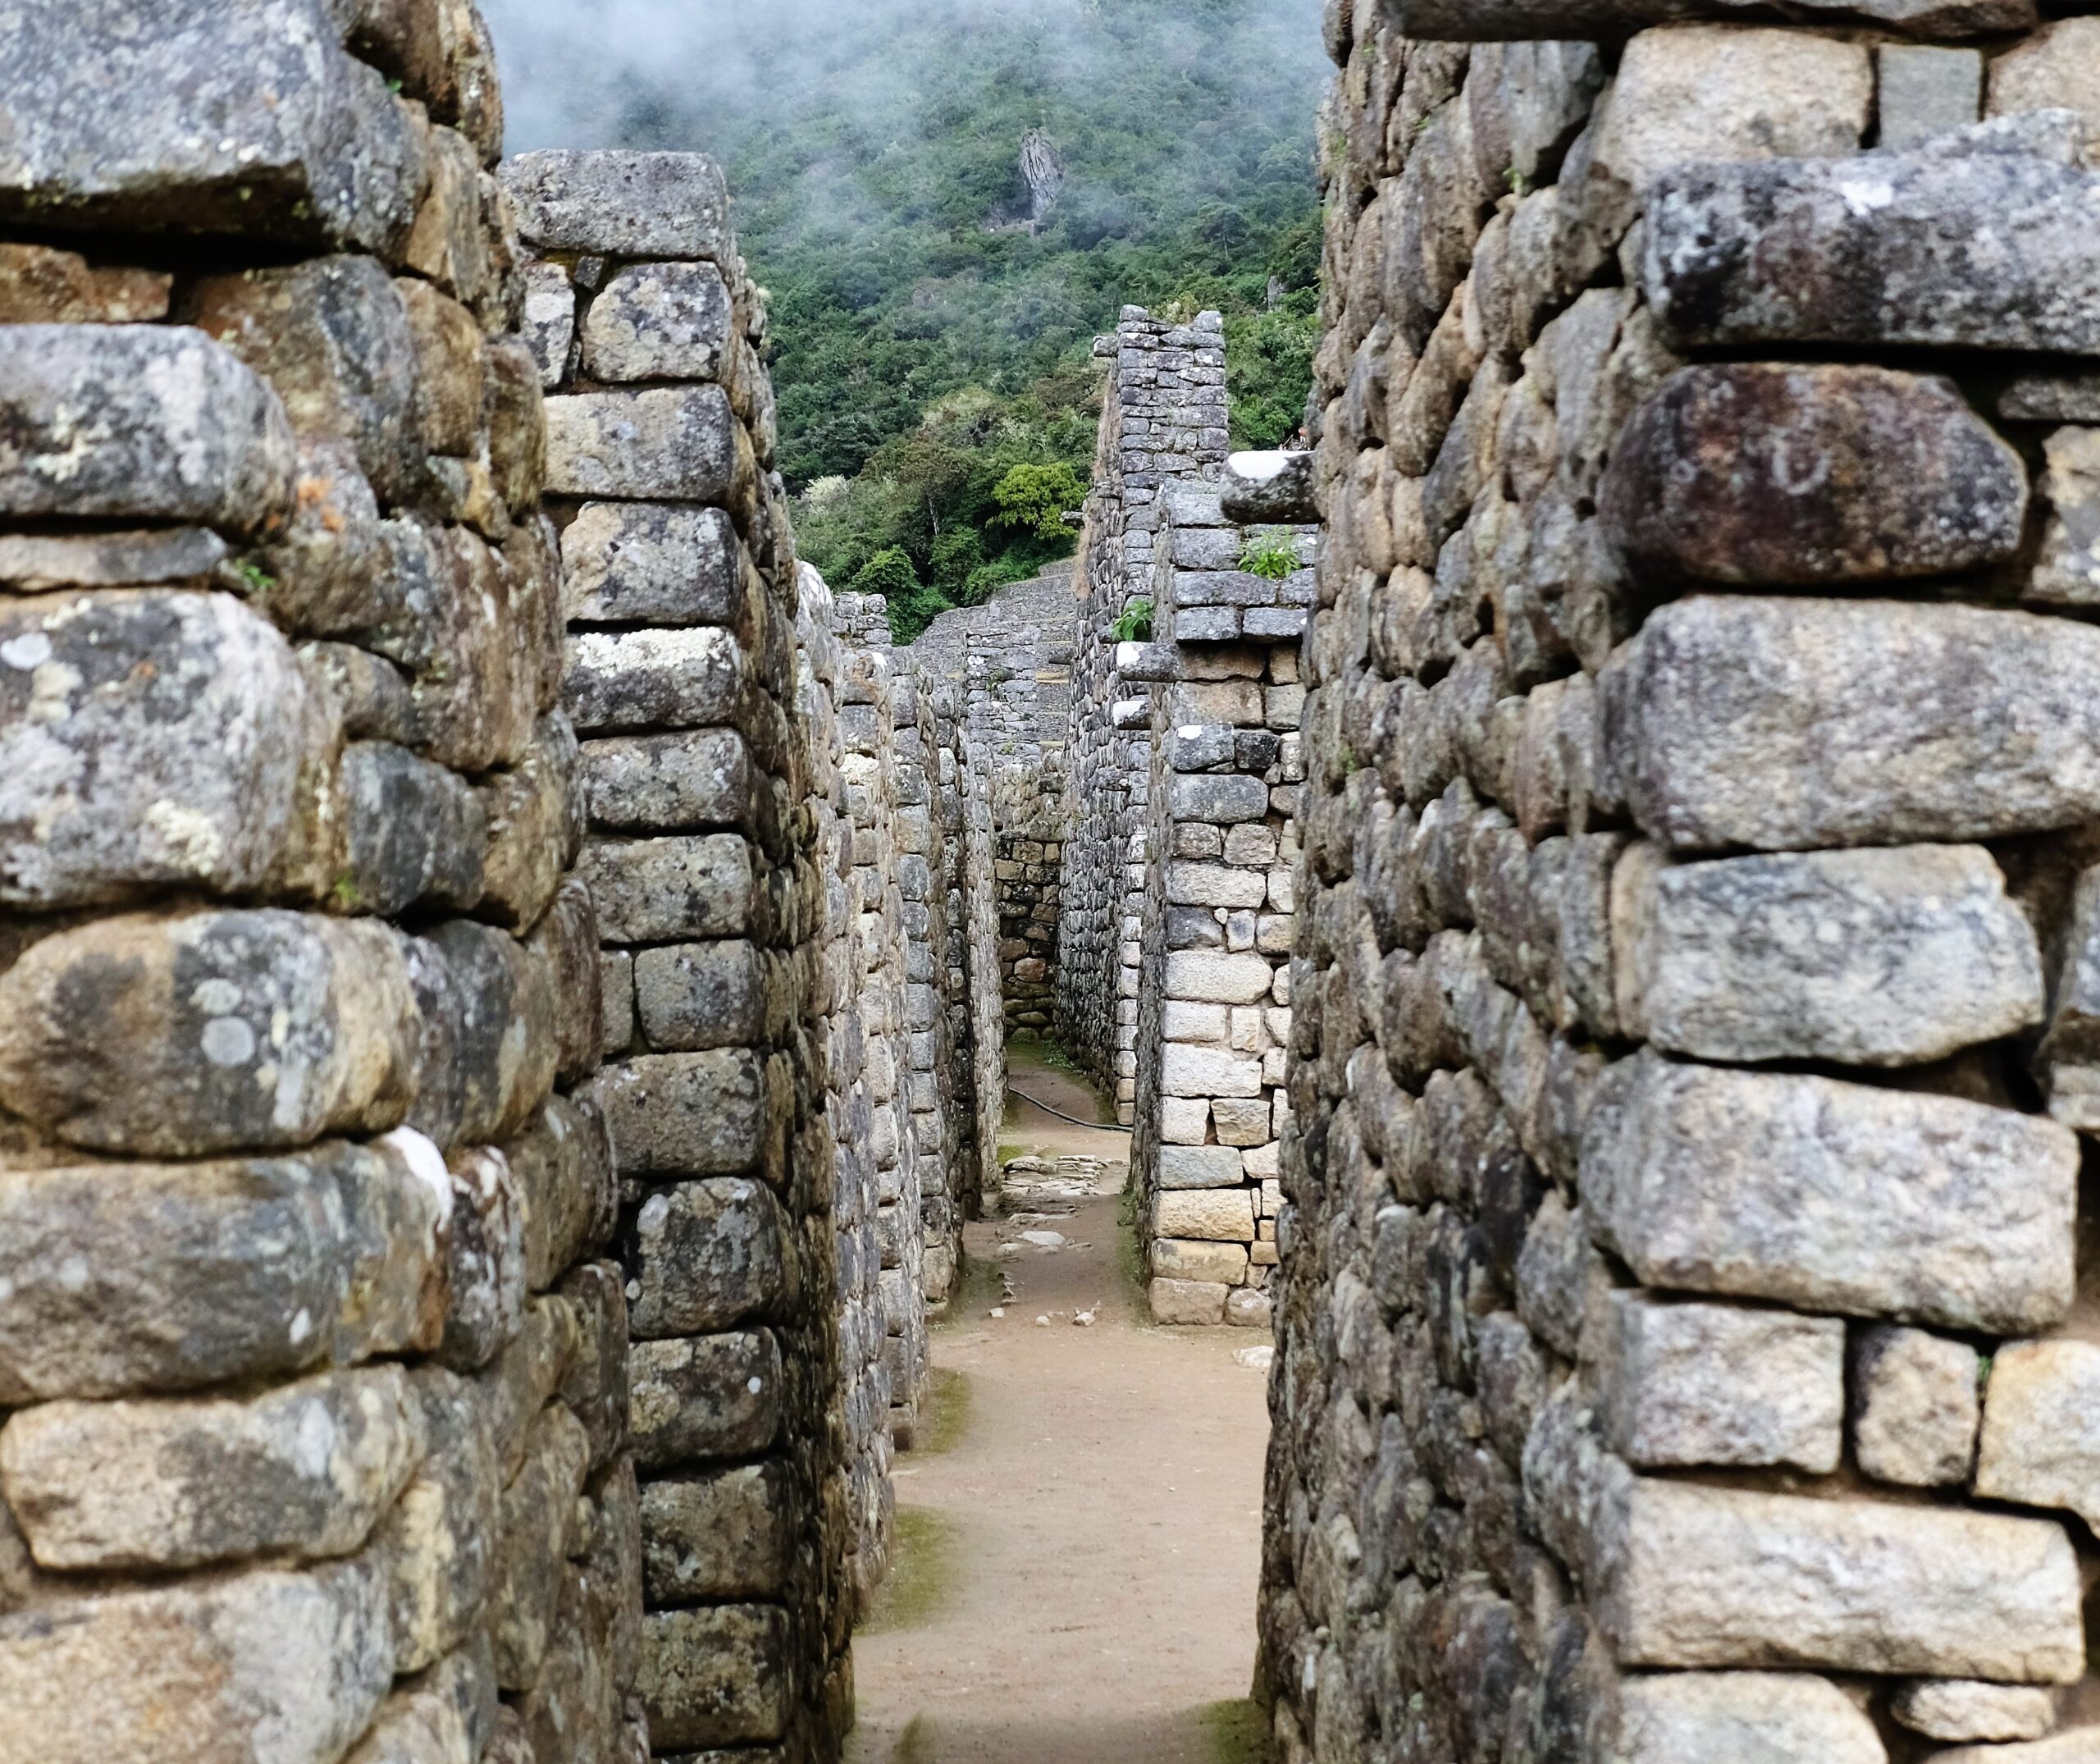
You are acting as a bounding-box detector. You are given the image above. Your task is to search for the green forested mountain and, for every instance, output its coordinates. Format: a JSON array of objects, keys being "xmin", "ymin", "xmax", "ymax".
[{"xmin": 486, "ymin": 0, "xmax": 1330, "ymax": 637}]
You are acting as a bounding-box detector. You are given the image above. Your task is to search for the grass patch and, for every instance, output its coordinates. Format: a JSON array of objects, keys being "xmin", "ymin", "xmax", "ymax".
[
  {"xmin": 1116, "ymin": 1181, "xmax": 1153, "ymax": 1321},
  {"xmin": 916, "ymin": 1367, "xmax": 975, "ymax": 1454},
  {"xmin": 861, "ymin": 1506, "xmax": 961, "ymax": 1636},
  {"xmin": 892, "ymin": 1714, "xmax": 938, "ymax": 1763},
  {"xmin": 1201, "ymin": 1699, "xmax": 1268, "ymax": 1764}
]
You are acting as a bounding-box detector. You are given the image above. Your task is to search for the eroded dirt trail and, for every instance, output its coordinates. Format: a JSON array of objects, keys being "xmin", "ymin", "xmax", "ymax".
[{"xmin": 845, "ymin": 1052, "xmax": 1272, "ymax": 1764}]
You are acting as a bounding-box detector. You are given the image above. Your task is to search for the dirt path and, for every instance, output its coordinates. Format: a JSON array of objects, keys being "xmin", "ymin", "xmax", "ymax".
[{"xmin": 845, "ymin": 1049, "xmax": 1272, "ymax": 1764}]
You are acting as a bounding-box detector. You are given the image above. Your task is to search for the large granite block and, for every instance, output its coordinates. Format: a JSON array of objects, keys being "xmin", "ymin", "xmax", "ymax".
[
  {"xmin": 500, "ymin": 151, "xmax": 733, "ymax": 263},
  {"xmin": 1600, "ymin": 596, "xmax": 2100, "ymax": 850},
  {"xmin": 587, "ymin": 1050, "xmax": 765, "ymax": 1178},
  {"xmin": 545, "ymin": 386, "xmax": 739, "ymax": 501},
  {"xmin": 629, "ymin": 1177, "xmax": 793, "ymax": 1337},
  {"xmin": 1581, "ymin": 1051, "xmax": 2077, "ymax": 1332}
]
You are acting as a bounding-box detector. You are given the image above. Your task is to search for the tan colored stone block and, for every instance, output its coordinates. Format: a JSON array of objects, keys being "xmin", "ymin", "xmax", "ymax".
[
  {"xmin": 1156, "ymin": 1189, "xmax": 1256, "ymax": 1242},
  {"xmin": 1153, "ymin": 1238, "xmax": 1249, "ymax": 1284},
  {"xmin": 1148, "ymin": 1278, "xmax": 1227, "ymax": 1326}
]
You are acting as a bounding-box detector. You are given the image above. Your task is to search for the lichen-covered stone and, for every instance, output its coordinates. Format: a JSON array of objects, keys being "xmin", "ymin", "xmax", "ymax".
[
  {"xmin": 488, "ymin": 1403, "xmax": 592, "ymax": 1691},
  {"xmin": 0, "ymin": 1138, "xmax": 445, "ymax": 1402},
  {"xmin": 1600, "ymin": 1480, "xmax": 2084, "ymax": 1680},
  {"xmin": 581, "ymin": 731, "xmax": 753, "ymax": 832},
  {"xmin": 1581, "ymin": 1052, "xmax": 2077, "ymax": 1332},
  {"xmin": 632, "ymin": 942, "xmax": 765, "ymax": 1051},
  {"xmin": 580, "ymin": 262, "xmax": 735, "ymax": 384},
  {"xmin": 500, "ymin": 151, "xmax": 733, "ymax": 263},
  {"xmin": 0, "ymin": 0, "xmax": 427, "ymax": 251},
  {"xmin": 578, "ymin": 836, "xmax": 754, "ymax": 945},
  {"xmin": 628, "ymin": 1332, "xmax": 782, "ymax": 1469},
  {"xmin": 639, "ymin": 1464, "xmax": 789, "ymax": 1604},
  {"xmin": 1395, "ymin": 0, "xmax": 2034, "ymax": 38},
  {"xmin": 1600, "ymin": 596, "xmax": 2100, "ymax": 850},
  {"xmin": 637, "ymin": 1604, "xmax": 788, "ymax": 1750},
  {"xmin": 1600, "ymin": 364, "xmax": 2026, "ymax": 584},
  {"xmin": 0, "ymin": 1366, "xmax": 423, "ymax": 1572},
  {"xmin": 562, "ymin": 628, "xmax": 744, "ymax": 733},
  {"xmin": 0, "ymin": 910, "xmax": 419, "ymax": 1157},
  {"xmin": 1894, "ymin": 1679, "xmax": 2058, "ymax": 1744},
  {"xmin": 629, "ymin": 1177, "xmax": 793, "ymax": 1337},
  {"xmin": 0, "ymin": 1551, "xmax": 395, "ymax": 1764},
  {"xmin": 588, "ymin": 1051, "xmax": 765, "ymax": 1180},
  {"xmin": 0, "ymin": 326, "xmax": 294, "ymax": 533},
  {"xmin": 382, "ymin": 1367, "xmax": 500, "ymax": 1676},
  {"xmin": 545, "ymin": 387, "xmax": 739, "ymax": 502},
  {"xmin": 562, "ymin": 504, "xmax": 746, "ymax": 628},
  {"xmin": 343, "ymin": 741, "xmax": 488, "ymax": 916},
  {"xmin": 1643, "ymin": 113, "xmax": 2100, "ymax": 354},
  {"xmin": 1611, "ymin": 842, "xmax": 2043, "ymax": 1065}
]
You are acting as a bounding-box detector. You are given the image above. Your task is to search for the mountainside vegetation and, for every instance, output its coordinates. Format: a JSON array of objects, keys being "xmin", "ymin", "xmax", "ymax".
[{"xmin": 594, "ymin": 0, "xmax": 1331, "ymax": 638}]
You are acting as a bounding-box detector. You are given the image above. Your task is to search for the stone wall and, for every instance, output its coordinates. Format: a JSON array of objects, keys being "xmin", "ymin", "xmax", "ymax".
[
  {"xmin": 512, "ymin": 149, "xmax": 854, "ymax": 1760},
  {"xmin": 1268, "ymin": 6, "xmax": 2100, "ymax": 1762},
  {"xmin": 1059, "ymin": 308, "xmax": 1231, "ymax": 1122},
  {"xmin": 1127, "ymin": 468, "xmax": 1314, "ymax": 1329},
  {"xmin": 0, "ymin": 5, "xmax": 642, "ymax": 1761}
]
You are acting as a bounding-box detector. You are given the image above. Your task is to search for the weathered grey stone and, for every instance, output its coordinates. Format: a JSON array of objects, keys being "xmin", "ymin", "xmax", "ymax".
[
  {"xmin": 1163, "ymin": 950, "xmax": 1276, "ymax": 1004},
  {"xmin": 488, "ymin": 1403, "xmax": 592, "ymax": 1691},
  {"xmin": 1600, "ymin": 365, "xmax": 2026, "ymax": 584},
  {"xmin": 640, "ymin": 1464, "xmax": 789, "ymax": 1604},
  {"xmin": 1880, "ymin": 45, "xmax": 1984, "ymax": 148},
  {"xmin": 1611, "ymin": 842, "xmax": 2043, "ymax": 1065},
  {"xmin": 1893, "ymin": 1679, "xmax": 2057, "ymax": 1744},
  {"xmin": 633, "ymin": 942, "xmax": 765, "ymax": 1051},
  {"xmin": 477, "ymin": 1300, "xmax": 582, "ymax": 1484},
  {"xmin": 0, "ymin": 1366, "xmax": 422, "ymax": 1572},
  {"xmin": 545, "ymin": 387, "xmax": 739, "ymax": 502},
  {"xmin": 476, "ymin": 721, "xmax": 582, "ymax": 931},
  {"xmin": 581, "ymin": 731, "xmax": 752, "ymax": 832},
  {"xmin": 406, "ymin": 921, "xmax": 559, "ymax": 1149},
  {"xmin": 1221, "ymin": 450, "xmax": 1316, "ymax": 523},
  {"xmin": 0, "ymin": 0, "xmax": 427, "ymax": 251},
  {"xmin": 588, "ymin": 1051, "xmax": 765, "ymax": 1179},
  {"xmin": 500, "ymin": 152, "xmax": 733, "ymax": 263},
  {"xmin": 0, "ymin": 910, "xmax": 419, "ymax": 1157},
  {"xmin": 1153, "ymin": 1238, "xmax": 1250, "ymax": 1285},
  {"xmin": 0, "ymin": 1137, "xmax": 445, "ymax": 1402},
  {"xmin": 563, "ymin": 628, "xmax": 743, "ymax": 733},
  {"xmin": 1852, "ymin": 1325, "xmax": 1981, "ymax": 1488},
  {"xmin": 0, "ymin": 527, "xmax": 228, "ymax": 592},
  {"xmin": 1643, "ymin": 114, "xmax": 2100, "ymax": 354},
  {"xmin": 1599, "ymin": 1480, "xmax": 2084, "ymax": 1680},
  {"xmin": 0, "ymin": 1551, "xmax": 395, "ymax": 1764},
  {"xmin": 383, "ymin": 1367, "xmax": 500, "ymax": 1675},
  {"xmin": 1395, "ymin": 0, "xmax": 2034, "ymax": 37},
  {"xmin": 628, "ymin": 1332, "xmax": 782, "ymax": 1469},
  {"xmin": 1929, "ymin": 1735, "xmax": 2100, "ymax": 1764},
  {"xmin": 2029, "ymin": 427, "xmax": 2100, "ymax": 608},
  {"xmin": 436, "ymin": 1145, "xmax": 526, "ymax": 1372},
  {"xmin": 1157, "ymin": 1189, "xmax": 1256, "ymax": 1242},
  {"xmin": 2040, "ymin": 866, "xmax": 2100, "ymax": 1130},
  {"xmin": 0, "ymin": 326, "xmax": 294, "ymax": 534},
  {"xmin": 1990, "ymin": 16, "xmax": 2100, "ymax": 146},
  {"xmin": 577, "ymin": 836, "xmax": 753, "ymax": 944},
  {"xmin": 1582, "ymin": 27, "xmax": 1871, "ymax": 236},
  {"xmin": 1517, "ymin": 1192, "xmax": 1611, "ymax": 1361},
  {"xmin": 637, "ymin": 1604, "xmax": 788, "ymax": 1749},
  {"xmin": 562, "ymin": 504, "xmax": 746, "ymax": 628},
  {"xmin": 341, "ymin": 1647, "xmax": 497, "ymax": 1764},
  {"xmin": 1171, "ymin": 773, "xmax": 1272, "ymax": 825},
  {"xmin": 1974, "ymin": 1341, "xmax": 2100, "ymax": 1532},
  {"xmin": 522, "ymin": 263, "xmax": 575, "ymax": 390},
  {"xmin": 1601, "ymin": 1294, "xmax": 1844, "ymax": 1473},
  {"xmin": 344, "ymin": 741, "xmax": 487, "ymax": 916},
  {"xmin": 504, "ymin": 1098, "xmax": 614, "ymax": 1293},
  {"xmin": 582, "ymin": 262, "xmax": 735, "ymax": 384},
  {"xmin": 559, "ymin": 1263, "xmax": 631, "ymax": 1472},
  {"xmin": 1600, "ymin": 596, "xmax": 2100, "ymax": 850},
  {"xmin": 630, "ymin": 1177, "xmax": 793, "ymax": 1338},
  {"xmin": 528, "ymin": 878, "xmax": 605, "ymax": 1089},
  {"xmin": 1157, "ymin": 1145, "xmax": 1247, "ymax": 1190},
  {"xmin": 1611, "ymin": 1671, "xmax": 1889, "ymax": 1764},
  {"xmin": 1581, "ymin": 1052, "xmax": 2077, "ymax": 1332},
  {"xmin": 1149, "ymin": 1278, "xmax": 1229, "ymax": 1325},
  {"xmin": 193, "ymin": 255, "xmax": 424, "ymax": 505}
]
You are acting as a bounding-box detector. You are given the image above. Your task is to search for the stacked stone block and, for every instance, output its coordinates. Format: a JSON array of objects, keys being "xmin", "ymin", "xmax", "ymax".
[
  {"xmin": 929, "ymin": 681, "xmax": 991, "ymax": 1266},
  {"xmin": 511, "ymin": 149, "xmax": 848, "ymax": 1762},
  {"xmin": 0, "ymin": 4, "xmax": 643, "ymax": 1761},
  {"xmin": 1267, "ymin": 6, "xmax": 2100, "ymax": 1762},
  {"xmin": 1060, "ymin": 308, "xmax": 1231, "ymax": 1122},
  {"xmin": 796, "ymin": 569, "xmax": 894, "ymax": 1620},
  {"xmin": 1127, "ymin": 466, "xmax": 1314, "ymax": 1328},
  {"xmin": 833, "ymin": 593, "xmax": 931, "ymax": 1446}
]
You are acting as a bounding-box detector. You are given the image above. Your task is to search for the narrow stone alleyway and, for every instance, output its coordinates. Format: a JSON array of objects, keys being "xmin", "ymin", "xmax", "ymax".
[{"xmin": 846, "ymin": 1051, "xmax": 1271, "ymax": 1764}]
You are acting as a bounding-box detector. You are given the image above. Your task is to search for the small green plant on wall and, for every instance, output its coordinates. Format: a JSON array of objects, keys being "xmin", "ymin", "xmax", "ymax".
[
  {"xmin": 1239, "ymin": 528, "xmax": 1299, "ymax": 581},
  {"xmin": 1112, "ymin": 596, "xmax": 1155, "ymax": 642}
]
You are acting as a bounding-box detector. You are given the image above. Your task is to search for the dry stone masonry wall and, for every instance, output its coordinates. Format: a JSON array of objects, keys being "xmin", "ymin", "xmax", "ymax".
[
  {"xmin": 0, "ymin": 4, "xmax": 643, "ymax": 1761},
  {"xmin": 510, "ymin": 147, "xmax": 859, "ymax": 1762},
  {"xmin": 1268, "ymin": 3, "xmax": 2100, "ymax": 1762}
]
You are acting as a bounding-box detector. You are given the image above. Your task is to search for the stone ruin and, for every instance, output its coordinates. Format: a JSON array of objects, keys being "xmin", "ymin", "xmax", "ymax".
[
  {"xmin": 1264, "ymin": 2, "xmax": 2100, "ymax": 1762},
  {"xmin": 10, "ymin": 2, "xmax": 2100, "ymax": 1762}
]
